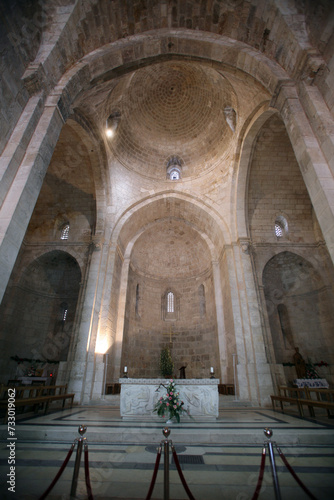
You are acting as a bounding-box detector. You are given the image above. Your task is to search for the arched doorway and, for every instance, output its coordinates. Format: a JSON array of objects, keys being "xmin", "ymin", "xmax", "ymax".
[
  {"xmin": 263, "ymin": 251, "xmax": 334, "ymax": 385},
  {"xmin": 0, "ymin": 251, "xmax": 81, "ymax": 382}
]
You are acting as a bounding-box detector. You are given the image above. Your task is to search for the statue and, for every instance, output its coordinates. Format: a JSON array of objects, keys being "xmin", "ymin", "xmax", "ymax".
[
  {"xmin": 293, "ymin": 347, "xmax": 306, "ymax": 379},
  {"xmin": 179, "ymin": 365, "xmax": 187, "ymax": 379}
]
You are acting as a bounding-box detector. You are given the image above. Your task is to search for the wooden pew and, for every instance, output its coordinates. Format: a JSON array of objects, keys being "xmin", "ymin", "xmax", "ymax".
[
  {"xmin": 270, "ymin": 386, "xmax": 306, "ymax": 417},
  {"xmin": 0, "ymin": 384, "xmax": 75, "ymax": 423},
  {"xmin": 271, "ymin": 386, "xmax": 334, "ymax": 419}
]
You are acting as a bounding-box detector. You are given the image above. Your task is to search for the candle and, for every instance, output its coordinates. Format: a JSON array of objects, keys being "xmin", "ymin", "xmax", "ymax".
[
  {"xmin": 210, "ymin": 367, "xmax": 214, "ymax": 373},
  {"xmin": 124, "ymin": 366, "xmax": 128, "ymax": 373}
]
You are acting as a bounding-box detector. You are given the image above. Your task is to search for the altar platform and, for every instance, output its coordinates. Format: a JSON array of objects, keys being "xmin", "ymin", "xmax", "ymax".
[{"xmin": 0, "ymin": 398, "xmax": 334, "ymax": 499}]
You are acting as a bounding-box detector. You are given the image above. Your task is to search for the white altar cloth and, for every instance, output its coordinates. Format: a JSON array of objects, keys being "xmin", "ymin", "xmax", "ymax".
[
  {"xmin": 119, "ymin": 378, "xmax": 219, "ymax": 420},
  {"xmin": 294, "ymin": 378, "xmax": 329, "ymax": 388}
]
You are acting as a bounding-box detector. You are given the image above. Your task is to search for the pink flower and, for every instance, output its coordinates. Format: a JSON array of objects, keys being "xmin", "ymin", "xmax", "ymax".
[
  {"xmin": 170, "ymin": 392, "xmax": 173, "ymax": 395},
  {"xmin": 173, "ymin": 405, "xmax": 177, "ymax": 409},
  {"xmin": 166, "ymin": 403, "xmax": 169, "ymax": 406},
  {"xmin": 169, "ymin": 397, "xmax": 172, "ymax": 400}
]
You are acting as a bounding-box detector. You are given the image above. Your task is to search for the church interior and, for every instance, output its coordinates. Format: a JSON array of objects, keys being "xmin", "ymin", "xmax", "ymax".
[{"xmin": 0, "ymin": 1, "xmax": 334, "ymax": 497}]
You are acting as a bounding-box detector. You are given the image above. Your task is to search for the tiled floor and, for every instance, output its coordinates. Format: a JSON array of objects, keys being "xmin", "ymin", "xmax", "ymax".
[{"xmin": 1, "ymin": 403, "xmax": 334, "ymax": 499}]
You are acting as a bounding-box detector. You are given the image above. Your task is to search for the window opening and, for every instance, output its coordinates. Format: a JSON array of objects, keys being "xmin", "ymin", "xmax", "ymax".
[
  {"xmin": 274, "ymin": 216, "xmax": 288, "ymax": 239},
  {"xmin": 135, "ymin": 284, "xmax": 140, "ymax": 318},
  {"xmin": 60, "ymin": 223, "xmax": 70, "ymax": 240},
  {"xmin": 166, "ymin": 156, "xmax": 182, "ymax": 180},
  {"xmin": 199, "ymin": 284, "xmax": 206, "ymax": 318},
  {"xmin": 275, "ymin": 223, "xmax": 283, "ymax": 238},
  {"xmin": 167, "ymin": 291, "xmax": 174, "ymax": 313}
]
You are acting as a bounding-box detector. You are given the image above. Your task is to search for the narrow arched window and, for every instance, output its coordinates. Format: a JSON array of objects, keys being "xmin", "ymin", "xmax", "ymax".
[
  {"xmin": 167, "ymin": 291, "xmax": 174, "ymax": 313},
  {"xmin": 166, "ymin": 156, "xmax": 182, "ymax": 180},
  {"xmin": 199, "ymin": 284, "xmax": 206, "ymax": 318},
  {"xmin": 60, "ymin": 223, "xmax": 70, "ymax": 240},
  {"xmin": 135, "ymin": 284, "xmax": 140, "ymax": 318},
  {"xmin": 274, "ymin": 216, "xmax": 288, "ymax": 239}
]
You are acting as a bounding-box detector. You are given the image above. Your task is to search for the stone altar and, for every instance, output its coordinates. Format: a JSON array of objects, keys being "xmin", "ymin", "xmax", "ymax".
[{"xmin": 119, "ymin": 378, "xmax": 219, "ymax": 420}]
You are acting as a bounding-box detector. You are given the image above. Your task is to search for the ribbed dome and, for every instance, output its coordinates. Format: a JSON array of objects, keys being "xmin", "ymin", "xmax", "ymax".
[{"xmin": 109, "ymin": 61, "xmax": 237, "ymax": 179}]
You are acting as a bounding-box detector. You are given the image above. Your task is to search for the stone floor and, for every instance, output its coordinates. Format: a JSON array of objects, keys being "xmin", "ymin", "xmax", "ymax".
[{"xmin": 0, "ymin": 399, "xmax": 334, "ymax": 500}]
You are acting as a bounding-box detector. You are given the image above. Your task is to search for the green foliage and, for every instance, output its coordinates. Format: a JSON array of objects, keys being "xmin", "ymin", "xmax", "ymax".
[{"xmin": 160, "ymin": 346, "xmax": 174, "ymax": 378}]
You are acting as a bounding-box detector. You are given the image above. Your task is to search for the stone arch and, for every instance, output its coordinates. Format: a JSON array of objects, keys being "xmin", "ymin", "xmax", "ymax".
[
  {"xmin": 57, "ymin": 31, "xmax": 289, "ymax": 117},
  {"xmin": 104, "ymin": 193, "xmax": 228, "ymax": 381},
  {"xmin": 262, "ymin": 251, "xmax": 334, "ymax": 382},
  {"xmin": 233, "ymin": 106, "xmax": 280, "ymax": 240},
  {"xmin": 64, "ymin": 117, "xmax": 108, "ymax": 236},
  {"xmin": 113, "ymin": 192, "xmax": 230, "ymax": 259},
  {"xmin": 0, "ymin": 250, "xmax": 82, "ymax": 382}
]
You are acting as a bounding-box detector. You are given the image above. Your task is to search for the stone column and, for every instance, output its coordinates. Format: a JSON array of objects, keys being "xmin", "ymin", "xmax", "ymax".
[
  {"xmin": 224, "ymin": 241, "xmax": 274, "ymax": 406},
  {"xmin": 212, "ymin": 260, "xmax": 227, "ymax": 383},
  {"xmin": 273, "ymin": 84, "xmax": 334, "ymax": 263},
  {"xmin": 66, "ymin": 239, "xmax": 107, "ymax": 403},
  {"xmin": 110, "ymin": 255, "xmax": 131, "ymax": 382},
  {"xmin": 0, "ymin": 97, "xmax": 65, "ymax": 303}
]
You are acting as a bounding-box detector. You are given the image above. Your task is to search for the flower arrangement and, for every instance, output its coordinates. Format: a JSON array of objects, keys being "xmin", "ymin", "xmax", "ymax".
[
  {"xmin": 153, "ymin": 379, "xmax": 188, "ymax": 423},
  {"xmin": 305, "ymin": 359, "xmax": 320, "ymax": 379}
]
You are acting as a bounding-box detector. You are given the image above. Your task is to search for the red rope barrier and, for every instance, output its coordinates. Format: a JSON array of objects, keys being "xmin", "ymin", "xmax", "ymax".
[
  {"xmin": 38, "ymin": 442, "xmax": 75, "ymax": 500},
  {"xmin": 275, "ymin": 445, "xmax": 319, "ymax": 500},
  {"xmin": 251, "ymin": 446, "xmax": 266, "ymax": 500},
  {"xmin": 84, "ymin": 443, "xmax": 94, "ymax": 500},
  {"xmin": 171, "ymin": 445, "xmax": 196, "ymax": 500},
  {"xmin": 145, "ymin": 445, "xmax": 162, "ymax": 500}
]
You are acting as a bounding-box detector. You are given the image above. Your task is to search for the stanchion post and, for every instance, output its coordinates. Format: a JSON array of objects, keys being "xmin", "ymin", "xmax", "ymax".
[
  {"xmin": 264, "ymin": 428, "xmax": 282, "ymax": 500},
  {"xmin": 163, "ymin": 427, "xmax": 170, "ymax": 500},
  {"xmin": 70, "ymin": 425, "xmax": 87, "ymax": 499}
]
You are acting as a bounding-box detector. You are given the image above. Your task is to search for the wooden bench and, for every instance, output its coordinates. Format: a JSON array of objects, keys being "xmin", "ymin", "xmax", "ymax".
[
  {"xmin": 0, "ymin": 384, "xmax": 75, "ymax": 423},
  {"xmin": 271, "ymin": 386, "xmax": 334, "ymax": 419}
]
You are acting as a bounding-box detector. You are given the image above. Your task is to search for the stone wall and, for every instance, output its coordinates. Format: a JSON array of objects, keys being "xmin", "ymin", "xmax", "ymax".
[
  {"xmin": 120, "ymin": 267, "xmax": 219, "ymax": 380},
  {"xmin": 248, "ymin": 114, "xmax": 334, "ymax": 384}
]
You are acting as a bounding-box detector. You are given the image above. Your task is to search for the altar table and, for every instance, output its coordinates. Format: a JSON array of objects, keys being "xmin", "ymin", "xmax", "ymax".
[{"xmin": 119, "ymin": 378, "xmax": 219, "ymax": 420}]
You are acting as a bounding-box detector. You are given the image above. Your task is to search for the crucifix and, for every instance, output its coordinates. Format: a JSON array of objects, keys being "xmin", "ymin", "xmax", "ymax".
[{"xmin": 162, "ymin": 324, "xmax": 178, "ymax": 344}]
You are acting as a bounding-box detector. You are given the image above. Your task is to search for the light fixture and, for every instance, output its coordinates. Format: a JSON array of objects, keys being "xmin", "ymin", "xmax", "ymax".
[{"xmin": 106, "ymin": 110, "xmax": 121, "ymax": 138}]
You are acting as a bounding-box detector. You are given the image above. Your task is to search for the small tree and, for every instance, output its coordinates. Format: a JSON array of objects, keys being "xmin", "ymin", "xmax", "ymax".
[{"xmin": 160, "ymin": 347, "xmax": 174, "ymax": 378}]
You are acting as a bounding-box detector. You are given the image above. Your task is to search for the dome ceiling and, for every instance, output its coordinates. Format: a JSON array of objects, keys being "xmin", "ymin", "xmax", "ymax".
[
  {"xmin": 107, "ymin": 61, "xmax": 237, "ymax": 180},
  {"xmin": 130, "ymin": 219, "xmax": 212, "ymax": 279}
]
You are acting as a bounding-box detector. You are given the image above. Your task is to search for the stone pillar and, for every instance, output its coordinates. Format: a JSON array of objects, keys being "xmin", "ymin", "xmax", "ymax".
[
  {"xmin": 66, "ymin": 240, "xmax": 106, "ymax": 403},
  {"xmin": 224, "ymin": 241, "xmax": 274, "ymax": 406},
  {"xmin": 0, "ymin": 97, "xmax": 65, "ymax": 303},
  {"xmin": 273, "ymin": 84, "xmax": 334, "ymax": 263},
  {"xmin": 110, "ymin": 255, "xmax": 131, "ymax": 382},
  {"xmin": 212, "ymin": 260, "xmax": 227, "ymax": 383}
]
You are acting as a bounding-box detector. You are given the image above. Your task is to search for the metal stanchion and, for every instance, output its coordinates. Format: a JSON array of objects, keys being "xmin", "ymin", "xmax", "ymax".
[
  {"xmin": 264, "ymin": 428, "xmax": 282, "ymax": 500},
  {"xmin": 70, "ymin": 425, "xmax": 87, "ymax": 499},
  {"xmin": 163, "ymin": 427, "xmax": 170, "ymax": 500}
]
